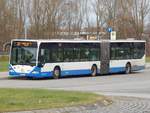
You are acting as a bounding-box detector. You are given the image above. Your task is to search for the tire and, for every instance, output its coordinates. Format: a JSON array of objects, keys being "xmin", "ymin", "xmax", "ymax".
[
  {"xmin": 53, "ymin": 67, "xmax": 61, "ymax": 79},
  {"xmin": 125, "ymin": 63, "xmax": 131, "ymax": 74},
  {"xmin": 91, "ymin": 65, "xmax": 97, "ymax": 77}
]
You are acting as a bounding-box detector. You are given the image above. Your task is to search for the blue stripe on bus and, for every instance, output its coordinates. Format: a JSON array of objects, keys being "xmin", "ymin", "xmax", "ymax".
[
  {"xmin": 61, "ymin": 69, "xmax": 92, "ymax": 77},
  {"xmin": 9, "ymin": 65, "xmax": 145, "ymax": 78},
  {"xmin": 109, "ymin": 67, "xmax": 125, "ymax": 73},
  {"xmin": 9, "ymin": 71, "xmax": 52, "ymax": 78},
  {"xmin": 131, "ymin": 65, "xmax": 145, "ymax": 71}
]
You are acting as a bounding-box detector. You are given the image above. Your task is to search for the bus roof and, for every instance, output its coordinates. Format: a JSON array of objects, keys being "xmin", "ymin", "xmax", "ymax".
[{"xmin": 11, "ymin": 39, "xmax": 146, "ymax": 43}]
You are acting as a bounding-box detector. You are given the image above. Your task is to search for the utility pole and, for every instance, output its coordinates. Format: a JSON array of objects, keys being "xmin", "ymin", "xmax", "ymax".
[
  {"xmin": 24, "ymin": 0, "xmax": 27, "ymax": 39},
  {"xmin": 65, "ymin": 0, "xmax": 72, "ymax": 37},
  {"xmin": 96, "ymin": 0, "xmax": 100, "ymax": 40},
  {"xmin": 113, "ymin": 0, "xmax": 117, "ymax": 31}
]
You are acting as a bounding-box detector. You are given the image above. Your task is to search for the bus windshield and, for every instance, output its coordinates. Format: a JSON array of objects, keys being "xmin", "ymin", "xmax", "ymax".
[{"xmin": 10, "ymin": 41, "xmax": 37, "ymax": 66}]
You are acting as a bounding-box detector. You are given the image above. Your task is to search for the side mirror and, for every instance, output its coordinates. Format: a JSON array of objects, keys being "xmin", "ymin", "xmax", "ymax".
[{"xmin": 37, "ymin": 63, "xmax": 44, "ymax": 68}]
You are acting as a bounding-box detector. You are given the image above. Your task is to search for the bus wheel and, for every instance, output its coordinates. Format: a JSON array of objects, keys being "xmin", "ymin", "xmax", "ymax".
[
  {"xmin": 91, "ymin": 65, "xmax": 97, "ymax": 77},
  {"xmin": 53, "ymin": 67, "xmax": 61, "ymax": 79},
  {"xmin": 125, "ymin": 63, "xmax": 131, "ymax": 74}
]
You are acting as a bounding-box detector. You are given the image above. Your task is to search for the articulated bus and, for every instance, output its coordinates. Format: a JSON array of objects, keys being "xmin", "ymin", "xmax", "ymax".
[{"xmin": 9, "ymin": 39, "xmax": 145, "ymax": 79}]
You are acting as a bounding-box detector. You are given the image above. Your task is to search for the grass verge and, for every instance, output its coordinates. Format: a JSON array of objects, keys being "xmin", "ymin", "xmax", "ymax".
[
  {"xmin": 0, "ymin": 61, "xmax": 9, "ymax": 72},
  {"xmin": 146, "ymin": 57, "xmax": 150, "ymax": 62},
  {"xmin": 0, "ymin": 55, "xmax": 9, "ymax": 72},
  {"xmin": 0, "ymin": 88, "xmax": 111, "ymax": 112}
]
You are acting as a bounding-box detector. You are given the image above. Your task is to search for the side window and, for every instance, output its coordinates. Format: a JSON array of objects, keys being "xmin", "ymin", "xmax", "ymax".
[
  {"xmin": 111, "ymin": 43, "xmax": 132, "ymax": 60},
  {"xmin": 73, "ymin": 48, "xmax": 80, "ymax": 62},
  {"xmin": 116, "ymin": 47, "xmax": 124, "ymax": 59},
  {"xmin": 51, "ymin": 49, "xmax": 57, "ymax": 62},
  {"xmin": 57, "ymin": 48, "xmax": 63, "ymax": 62},
  {"xmin": 110, "ymin": 47, "xmax": 116, "ymax": 60},
  {"xmin": 111, "ymin": 43, "xmax": 121, "ymax": 60},
  {"xmin": 39, "ymin": 43, "xmax": 63, "ymax": 63},
  {"xmin": 123, "ymin": 48, "xmax": 131, "ymax": 59},
  {"xmin": 80, "ymin": 48, "xmax": 89, "ymax": 61},
  {"xmin": 64, "ymin": 48, "xmax": 74, "ymax": 62},
  {"xmin": 39, "ymin": 48, "xmax": 50, "ymax": 64},
  {"xmin": 51, "ymin": 48, "xmax": 63, "ymax": 62},
  {"xmin": 134, "ymin": 43, "xmax": 145, "ymax": 59},
  {"xmin": 89, "ymin": 48, "xmax": 100, "ymax": 61}
]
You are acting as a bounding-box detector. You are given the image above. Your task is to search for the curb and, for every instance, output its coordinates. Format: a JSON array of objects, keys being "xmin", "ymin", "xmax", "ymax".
[
  {"xmin": 146, "ymin": 63, "xmax": 150, "ymax": 69},
  {"xmin": 96, "ymin": 92, "xmax": 150, "ymax": 99}
]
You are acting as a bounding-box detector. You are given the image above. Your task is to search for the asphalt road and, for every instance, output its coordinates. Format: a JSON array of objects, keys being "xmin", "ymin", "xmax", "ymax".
[{"xmin": 0, "ymin": 65, "xmax": 150, "ymax": 98}]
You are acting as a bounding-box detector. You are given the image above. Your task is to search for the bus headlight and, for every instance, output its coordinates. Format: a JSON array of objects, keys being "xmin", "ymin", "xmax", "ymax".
[{"xmin": 9, "ymin": 69, "xmax": 15, "ymax": 73}]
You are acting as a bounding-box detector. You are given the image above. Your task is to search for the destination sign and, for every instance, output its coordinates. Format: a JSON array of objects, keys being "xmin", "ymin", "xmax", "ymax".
[{"xmin": 13, "ymin": 41, "xmax": 37, "ymax": 47}]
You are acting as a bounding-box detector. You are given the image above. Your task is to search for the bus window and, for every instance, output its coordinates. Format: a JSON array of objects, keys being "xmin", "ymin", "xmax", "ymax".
[
  {"xmin": 80, "ymin": 48, "xmax": 89, "ymax": 61},
  {"xmin": 39, "ymin": 43, "xmax": 63, "ymax": 63},
  {"xmin": 39, "ymin": 48, "xmax": 50, "ymax": 64},
  {"xmin": 51, "ymin": 48, "xmax": 63, "ymax": 62},
  {"xmin": 89, "ymin": 48, "xmax": 100, "ymax": 61},
  {"xmin": 110, "ymin": 47, "xmax": 116, "ymax": 60},
  {"xmin": 133, "ymin": 43, "xmax": 145, "ymax": 59},
  {"xmin": 64, "ymin": 48, "xmax": 74, "ymax": 62},
  {"xmin": 111, "ymin": 43, "xmax": 132, "ymax": 60},
  {"xmin": 73, "ymin": 48, "xmax": 80, "ymax": 62}
]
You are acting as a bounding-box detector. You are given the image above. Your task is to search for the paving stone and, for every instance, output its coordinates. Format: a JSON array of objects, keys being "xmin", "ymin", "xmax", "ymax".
[{"xmin": 6, "ymin": 97, "xmax": 150, "ymax": 113}]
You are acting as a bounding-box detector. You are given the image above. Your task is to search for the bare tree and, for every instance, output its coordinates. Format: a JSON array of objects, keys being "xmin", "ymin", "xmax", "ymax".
[
  {"xmin": 0, "ymin": 0, "xmax": 20, "ymax": 50},
  {"xmin": 1, "ymin": 0, "xmax": 150, "ymax": 52},
  {"xmin": 130, "ymin": 0, "xmax": 150, "ymax": 39},
  {"xmin": 92, "ymin": 0, "xmax": 108, "ymax": 38},
  {"xmin": 115, "ymin": 0, "xmax": 150, "ymax": 39}
]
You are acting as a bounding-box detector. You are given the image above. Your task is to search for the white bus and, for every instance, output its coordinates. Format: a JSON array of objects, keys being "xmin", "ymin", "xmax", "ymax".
[{"xmin": 9, "ymin": 39, "xmax": 145, "ymax": 79}]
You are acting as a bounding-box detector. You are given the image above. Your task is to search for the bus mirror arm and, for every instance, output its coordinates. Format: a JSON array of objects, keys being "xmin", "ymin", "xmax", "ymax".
[{"xmin": 37, "ymin": 63, "xmax": 44, "ymax": 68}]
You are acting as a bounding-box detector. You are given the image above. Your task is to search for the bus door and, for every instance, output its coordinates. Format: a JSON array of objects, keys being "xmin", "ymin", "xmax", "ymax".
[{"xmin": 100, "ymin": 41, "xmax": 110, "ymax": 74}]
